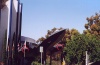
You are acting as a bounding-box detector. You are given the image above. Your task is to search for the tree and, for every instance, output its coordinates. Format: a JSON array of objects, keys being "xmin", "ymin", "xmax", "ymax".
[
  {"xmin": 87, "ymin": 35, "xmax": 100, "ymax": 62},
  {"xmin": 36, "ymin": 27, "xmax": 65, "ymax": 43},
  {"xmin": 64, "ymin": 33, "xmax": 100, "ymax": 65},
  {"xmin": 64, "ymin": 34, "xmax": 87, "ymax": 65},
  {"xmin": 64, "ymin": 29, "xmax": 80, "ymax": 42},
  {"xmin": 84, "ymin": 13, "xmax": 100, "ymax": 35},
  {"xmin": 84, "ymin": 12, "xmax": 100, "ymax": 62}
]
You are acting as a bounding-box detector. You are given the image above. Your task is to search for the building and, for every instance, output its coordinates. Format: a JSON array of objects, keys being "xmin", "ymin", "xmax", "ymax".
[
  {"xmin": 21, "ymin": 36, "xmax": 37, "ymax": 49},
  {"xmin": 0, "ymin": 0, "xmax": 23, "ymax": 64}
]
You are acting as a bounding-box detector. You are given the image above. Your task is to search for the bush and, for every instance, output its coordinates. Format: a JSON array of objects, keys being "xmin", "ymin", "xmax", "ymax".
[{"xmin": 31, "ymin": 61, "xmax": 40, "ymax": 65}]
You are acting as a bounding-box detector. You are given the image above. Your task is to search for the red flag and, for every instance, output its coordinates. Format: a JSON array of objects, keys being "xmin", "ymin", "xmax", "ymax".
[
  {"xmin": 17, "ymin": 43, "xmax": 20, "ymax": 51},
  {"xmin": 21, "ymin": 41, "xmax": 29, "ymax": 53}
]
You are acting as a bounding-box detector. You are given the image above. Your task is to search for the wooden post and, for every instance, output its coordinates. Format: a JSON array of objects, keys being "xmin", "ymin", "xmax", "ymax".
[{"xmin": 50, "ymin": 52, "xmax": 52, "ymax": 65}]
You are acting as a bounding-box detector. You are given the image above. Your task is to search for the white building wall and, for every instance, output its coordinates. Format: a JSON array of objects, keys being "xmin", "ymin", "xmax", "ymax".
[
  {"xmin": 11, "ymin": 0, "xmax": 18, "ymax": 38},
  {"xmin": 17, "ymin": 4, "xmax": 21, "ymax": 38},
  {"xmin": 0, "ymin": 0, "xmax": 19, "ymax": 61},
  {"xmin": 0, "ymin": 1, "xmax": 9, "ymax": 60}
]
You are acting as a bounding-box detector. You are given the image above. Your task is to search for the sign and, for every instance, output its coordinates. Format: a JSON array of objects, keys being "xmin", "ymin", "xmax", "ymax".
[{"xmin": 40, "ymin": 46, "xmax": 43, "ymax": 52}]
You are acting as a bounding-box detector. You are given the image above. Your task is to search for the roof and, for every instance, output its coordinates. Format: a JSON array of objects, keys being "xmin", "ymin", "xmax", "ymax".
[
  {"xmin": 35, "ymin": 29, "xmax": 66, "ymax": 54},
  {"xmin": 18, "ymin": 29, "xmax": 66, "ymax": 60},
  {"xmin": 21, "ymin": 36, "xmax": 36, "ymax": 43}
]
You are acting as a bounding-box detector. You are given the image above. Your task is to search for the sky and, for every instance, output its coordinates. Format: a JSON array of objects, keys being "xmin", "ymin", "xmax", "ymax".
[{"xmin": 20, "ymin": 0, "xmax": 100, "ymax": 40}]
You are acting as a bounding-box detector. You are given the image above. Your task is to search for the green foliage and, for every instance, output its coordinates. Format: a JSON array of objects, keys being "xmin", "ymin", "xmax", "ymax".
[
  {"xmin": 87, "ymin": 35, "xmax": 100, "ymax": 62},
  {"xmin": 64, "ymin": 34, "xmax": 100, "ymax": 65},
  {"xmin": 84, "ymin": 12, "xmax": 100, "ymax": 62},
  {"xmin": 85, "ymin": 13, "xmax": 100, "ymax": 35},
  {"xmin": 63, "ymin": 13, "xmax": 100, "ymax": 65},
  {"xmin": 31, "ymin": 61, "xmax": 40, "ymax": 65},
  {"xmin": 64, "ymin": 34, "xmax": 87, "ymax": 65},
  {"xmin": 65, "ymin": 29, "xmax": 80, "ymax": 42}
]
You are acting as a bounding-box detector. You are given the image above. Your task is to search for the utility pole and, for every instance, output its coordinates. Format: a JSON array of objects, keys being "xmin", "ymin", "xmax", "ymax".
[
  {"xmin": 40, "ymin": 46, "xmax": 43, "ymax": 65},
  {"xmin": 86, "ymin": 51, "xmax": 89, "ymax": 65}
]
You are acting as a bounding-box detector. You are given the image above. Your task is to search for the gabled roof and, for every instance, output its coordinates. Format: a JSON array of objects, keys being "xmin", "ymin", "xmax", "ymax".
[{"xmin": 35, "ymin": 29, "xmax": 66, "ymax": 55}]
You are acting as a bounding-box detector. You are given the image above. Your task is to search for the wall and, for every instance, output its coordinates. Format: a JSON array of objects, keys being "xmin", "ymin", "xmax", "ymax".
[{"xmin": 0, "ymin": 0, "xmax": 21, "ymax": 61}]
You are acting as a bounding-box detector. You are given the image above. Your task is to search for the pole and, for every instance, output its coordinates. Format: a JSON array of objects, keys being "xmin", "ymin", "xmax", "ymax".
[
  {"xmin": 24, "ymin": 49, "xmax": 25, "ymax": 65},
  {"xmin": 41, "ymin": 52, "xmax": 42, "ymax": 65},
  {"xmin": 86, "ymin": 51, "xmax": 89, "ymax": 65},
  {"xmin": 14, "ymin": 0, "xmax": 20, "ymax": 65},
  {"xmin": 6, "ymin": 0, "xmax": 13, "ymax": 65},
  {"xmin": 50, "ymin": 52, "xmax": 52, "ymax": 65},
  {"xmin": 18, "ymin": 3, "xmax": 23, "ymax": 44},
  {"xmin": 24, "ymin": 47, "xmax": 25, "ymax": 58},
  {"xmin": 23, "ymin": 41, "xmax": 27, "ymax": 65},
  {"xmin": 40, "ymin": 46, "xmax": 43, "ymax": 65},
  {"xmin": 43, "ymin": 47, "xmax": 46, "ymax": 65}
]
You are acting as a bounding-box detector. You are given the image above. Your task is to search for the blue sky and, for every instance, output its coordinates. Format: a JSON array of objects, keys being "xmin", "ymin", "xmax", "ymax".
[{"xmin": 20, "ymin": 0, "xmax": 100, "ymax": 40}]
